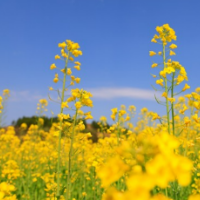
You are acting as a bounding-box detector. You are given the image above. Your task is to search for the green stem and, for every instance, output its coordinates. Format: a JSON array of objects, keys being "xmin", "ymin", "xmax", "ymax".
[
  {"xmin": 171, "ymin": 72, "xmax": 175, "ymax": 136},
  {"xmin": 170, "ymin": 72, "xmax": 178, "ymax": 200},
  {"xmin": 66, "ymin": 109, "xmax": 78, "ymax": 200},
  {"xmin": 117, "ymin": 114, "xmax": 120, "ymax": 145},
  {"xmin": 163, "ymin": 43, "xmax": 171, "ymax": 134},
  {"xmin": 56, "ymin": 53, "xmax": 69, "ymax": 198},
  {"xmin": 165, "ymin": 188, "xmax": 168, "ymax": 197}
]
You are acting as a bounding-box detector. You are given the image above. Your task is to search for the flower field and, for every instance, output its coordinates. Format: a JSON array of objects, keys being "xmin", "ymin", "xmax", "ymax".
[{"xmin": 1, "ymin": 24, "xmax": 200, "ymax": 200}]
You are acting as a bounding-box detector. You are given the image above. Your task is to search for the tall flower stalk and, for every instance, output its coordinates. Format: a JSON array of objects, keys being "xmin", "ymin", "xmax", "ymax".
[
  {"xmin": 49, "ymin": 40, "xmax": 93, "ymax": 199},
  {"xmin": 56, "ymin": 58, "xmax": 68, "ymax": 198},
  {"xmin": 49, "ymin": 40, "xmax": 83, "ymax": 198},
  {"xmin": 150, "ymin": 24, "xmax": 190, "ymax": 135},
  {"xmin": 162, "ymin": 43, "xmax": 171, "ymax": 134},
  {"xmin": 150, "ymin": 24, "xmax": 191, "ymax": 198}
]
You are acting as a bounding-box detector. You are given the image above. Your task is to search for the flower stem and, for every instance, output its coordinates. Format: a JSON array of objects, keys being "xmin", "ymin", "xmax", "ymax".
[
  {"xmin": 163, "ymin": 43, "xmax": 171, "ymax": 134},
  {"xmin": 171, "ymin": 72, "xmax": 175, "ymax": 136},
  {"xmin": 66, "ymin": 109, "xmax": 78, "ymax": 200},
  {"xmin": 56, "ymin": 54, "xmax": 69, "ymax": 198}
]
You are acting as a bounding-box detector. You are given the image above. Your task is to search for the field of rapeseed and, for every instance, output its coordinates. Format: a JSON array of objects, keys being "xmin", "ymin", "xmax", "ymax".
[{"xmin": 0, "ymin": 24, "xmax": 200, "ymax": 200}]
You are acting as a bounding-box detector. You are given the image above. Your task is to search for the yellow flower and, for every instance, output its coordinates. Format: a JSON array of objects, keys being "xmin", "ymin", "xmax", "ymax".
[
  {"xmin": 82, "ymin": 192, "xmax": 87, "ymax": 197},
  {"xmin": 75, "ymin": 78, "xmax": 81, "ymax": 83},
  {"xmin": 178, "ymin": 96, "xmax": 185, "ymax": 103},
  {"xmin": 69, "ymin": 57, "xmax": 74, "ymax": 61},
  {"xmin": 58, "ymin": 113, "xmax": 70, "ymax": 121},
  {"xmin": 71, "ymin": 89, "xmax": 80, "ymax": 98},
  {"xmin": 175, "ymin": 156, "xmax": 193, "ymax": 186},
  {"xmin": 97, "ymin": 157, "xmax": 129, "ymax": 188},
  {"xmin": 193, "ymin": 101, "xmax": 200, "ymax": 110},
  {"xmin": 71, "ymin": 43, "xmax": 80, "ymax": 50},
  {"xmin": 169, "ymin": 44, "xmax": 177, "ymax": 49},
  {"xmin": 84, "ymin": 112, "xmax": 93, "ymax": 120},
  {"xmin": 169, "ymin": 50, "xmax": 176, "ymax": 56},
  {"xmin": 164, "ymin": 67, "xmax": 175, "ymax": 74},
  {"xmin": 182, "ymin": 83, "xmax": 190, "ymax": 91},
  {"xmin": 110, "ymin": 114, "xmax": 116, "ymax": 121},
  {"xmin": 58, "ymin": 42, "xmax": 67, "ymax": 49},
  {"xmin": 71, "ymin": 75, "xmax": 75, "ymax": 81},
  {"xmin": 72, "ymin": 50, "xmax": 82, "ymax": 57},
  {"xmin": 53, "ymin": 77, "xmax": 59, "ymax": 83},
  {"xmin": 141, "ymin": 107, "xmax": 148, "ymax": 113},
  {"xmin": 162, "ymin": 92, "xmax": 167, "ymax": 98},
  {"xmin": 125, "ymin": 115, "xmax": 130, "ymax": 121},
  {"xmin": 100, "ymin": 116, "xmax": 107, "ymax": 122},
  {"xmin": 3, "ymin": 89, "xmax": 10, "ymax": 96},
  {"xmin": 156, "ymin": 79, "xmax": 164, "ymax": 87},
  {"xmin": 152, "ymin": 112, "xmax": 161, "ymax": 120},
  {"xmin": 156, "ymin": 26, "xmax": 163, "ymax": 33},
  {"xmin": 32, "ymin": 178, "xmax": 37, "ymax": 182},
  {"xmin": 62, "ymin": 52, "xmax": 68, "ymax": 58},
  {"xmin": 151, "ymin": 38, "xmax": 157, "ymax": 43},
  {"xmin": 146, "ymin": 154, "xmax": 174, "ymax": 188},
  {"xmin": 61, "ymin": 102, "xmax": 69, "ymax": 109},
  {"xmin": 74, "ymin": 61, "xmax": 81, "ymax": 65},
  {"xmin": 158, "ymin": 51, "xmax": 162, "ymax": 55},
  {"xmin": 111, "ymin": 108, "xmax": 118, "ymax": 115},
  {"xmin": 155, "ymin": 24, "xmax": 177, "ymax": 44},
  {"xmin": 151, "ymin": 74, "xmax": 156, "ymax": 78},
  {"xmin": 39, "ymin": 99, "xmax": 48, "ymax": 106},
  {"xmin": 128, "ymin": 105, "xmax": 136, "ymax": 112},
  {"xmin": 119, "ymin": 109, "xmax": 126, "ymax": 117},
  {"xmin": 192, "ymin": 114, "xmax": 199, "ymax": 123},
  {"xmin": 127, "ymin": 173, "xmax": 154, "ymax": 194},
  {"xmin": 154, "ymin": 34, "xmax": 159, "ymax": 39},
  {"xmin": 195, "ymin": 87, "xmax": 200, "ymax": 93},
  {"xmin": 20, "ymin": 123, "xmax": 27, "ymax": 130},
  {"xmin": 180, "ymin": 67, "xmax": 188, "ymax": 80},
  {"xmin": 184, "ymin": 116, "xmax": 191, "ymax": 126},
  {"xmin": 151, "ymin": 63, "xmax": 158, "ymax": 68},
  {"xmin": 179, "ymin": 104, "xmax": 188, "ymax": 114},
  {"xmin": 50, "ymin": 63, "xmax": 56, "ymax": 70},
  {"xmin": 38, "ymin": 118, "xmax": 44, "ymax": 125},
  {"xmin": 167, "ymin": 97, "xmax": 176, "ymax": 103},
  {"xmin": 160, "ymin": 70, "xmax": 166, "ymax": 78},
  {"xmin": 121, "ymin": 104, "xmax": 126, "ymax": 109},
  {"xmin": 67, "ymin": 68, "xmax": 72, "ymax": 75},
  {"xmin": 167, "ymin": 59, "xmax": 172, "ymax": 63},
  {"xmin": 188, "ymin": 195, "xmax": 200, "ymax": 200},
  {"xmin": 74, "ymin": 65, "xmax": 81, "ymax": 70},
  {"xmin": 151, "ymin": 194, "xmax": 172, "ymax": 200},
  {"xmin": 55, "ymin": 55, "xmax": 60, "ymax": 59},
  {"xmin": 75, "ymin": 102, "xmax": 82, "ymax": 109},
  {"xmin": 185, "ymin": 94, "xmax": 192, "ymax": 99},
  {"xmin": 149, "ymin": 51, "xmax": 156, "ymax": 56},
  {"xmin": 177, "ymin": 75, "xmax": 184, "ymax": 85},
  {"xmin": 60, "ymin": 68, "xmax": 66, "ymax": 73}
]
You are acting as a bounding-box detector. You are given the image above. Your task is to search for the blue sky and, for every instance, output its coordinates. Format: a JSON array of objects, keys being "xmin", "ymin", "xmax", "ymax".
[{"xmin": 0, "ymin": 0, "xmax": 200, "ymax": 125}]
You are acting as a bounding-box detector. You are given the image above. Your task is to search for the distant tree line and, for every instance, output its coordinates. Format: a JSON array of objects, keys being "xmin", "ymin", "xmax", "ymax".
[{"xmin": 11, "ymin": 116, "xmax": 110, "ymax": 142}]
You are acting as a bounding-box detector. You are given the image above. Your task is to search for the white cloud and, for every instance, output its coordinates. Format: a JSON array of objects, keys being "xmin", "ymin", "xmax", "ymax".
[
  {"xmin": 87, "ymin": 87, "xmax": 159, "ymax": 101},
  {"xmin": 8, "ymin": 87, "xmax": 160, "ymax": 102},
  {"xmin": 10, "ymin": 90, "xmax": 47, "ymax": 102}
]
